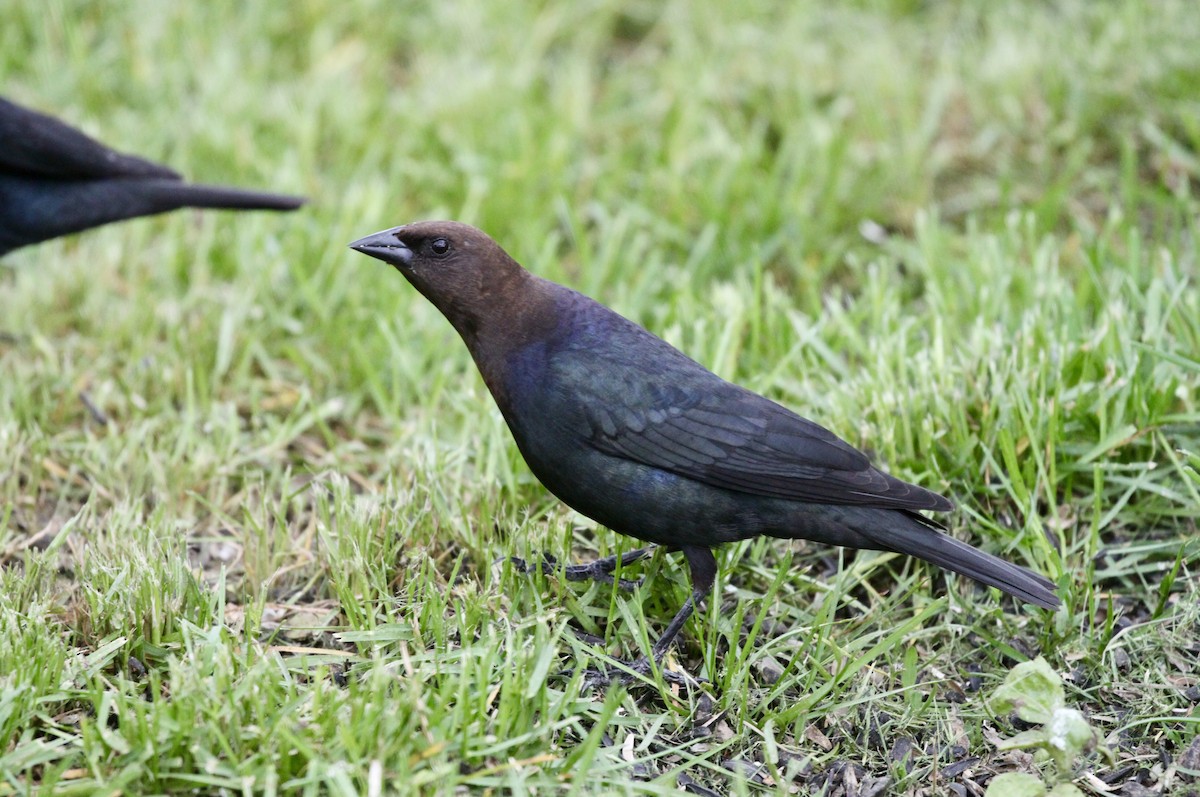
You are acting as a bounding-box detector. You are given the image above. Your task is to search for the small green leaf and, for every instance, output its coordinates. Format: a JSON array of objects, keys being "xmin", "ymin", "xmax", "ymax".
[
  {"xmin": 995, "ymin": 729, "xmax": 1050, "ymax": 752},
  {"xmin": 1045, "ymin": 708, "xmax": 1096, "ymax": 770},
  {"xmin": 989, "ymin": 657, "xmax": 1064, "ymax": 724},
  {"xmin": 988, "ymin": 659, "xmax": 1109, "ymax": 782},
  {"xmin": 985, "ymin": 772, "xmax": 1046, "ymax": 797},
  {"xmin": 1046, "ymin": 784, "xmax": 1086, "ymax": 797}
]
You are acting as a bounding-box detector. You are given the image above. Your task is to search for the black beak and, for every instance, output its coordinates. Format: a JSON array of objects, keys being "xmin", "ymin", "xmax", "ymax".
[{"xmin": 349, "ymin": 227, "xmax": 413, "ymax": 267}]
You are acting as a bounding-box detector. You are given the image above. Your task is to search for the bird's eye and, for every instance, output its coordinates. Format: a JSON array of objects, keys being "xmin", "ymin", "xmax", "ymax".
[{"xmin": 430, "ymin": 238, "xmax": 450, "ymax": 256}]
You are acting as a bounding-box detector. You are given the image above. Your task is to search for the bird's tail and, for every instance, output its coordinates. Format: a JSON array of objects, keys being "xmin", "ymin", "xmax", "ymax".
[
  {"xmin": 851, "ymin": 510, "xmax": 1060, "ymax": 609},
  {"xmin": 140, "ymin": 179, "xmax": 306, "ymax": 212}
]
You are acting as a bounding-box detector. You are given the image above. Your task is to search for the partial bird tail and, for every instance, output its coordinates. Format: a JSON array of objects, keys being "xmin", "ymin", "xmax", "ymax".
[
  {"xmin": 861, "ymin": 510, "xmax": 1061, "ymax": 610},
  {"xmin": 143, "ymin": 179, "xmax": 306, "ymax": 212}
]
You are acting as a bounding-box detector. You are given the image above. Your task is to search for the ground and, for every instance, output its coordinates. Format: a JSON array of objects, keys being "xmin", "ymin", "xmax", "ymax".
[{"xmin": 1, "ymin": 1, "xmax": 1198, "ymax": 795}]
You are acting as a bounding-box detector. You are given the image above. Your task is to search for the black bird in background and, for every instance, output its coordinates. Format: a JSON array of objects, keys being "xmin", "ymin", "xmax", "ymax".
[
  {"xmin": 351, "ymin": 221, "xmax": 1060, "ymax": 686},
  {"xmin": 0, "ymin": 96, "xmax": 305, "ymax": 257}
]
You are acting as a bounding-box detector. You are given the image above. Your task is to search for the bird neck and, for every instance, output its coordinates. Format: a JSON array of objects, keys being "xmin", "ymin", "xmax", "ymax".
[{"xmin": 456, "ymin": 274, "xmax": 561, "ymax": 398}]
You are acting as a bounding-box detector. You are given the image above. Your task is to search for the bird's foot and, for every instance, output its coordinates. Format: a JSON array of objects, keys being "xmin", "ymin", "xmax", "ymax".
[
  {"xmin": 560, "ymin": 560, "xmax": 644, "ymax": 590},
  {"xmin": 505, "ymin": 552, "xmax": 560, "ymax": 578},
  {"xmin": 578, "ymin": 655, "xmax": 703, "ymax": 691},
  {"xmin": 506, "ymin": 548, "xmax": 652, "ymax": 591}
]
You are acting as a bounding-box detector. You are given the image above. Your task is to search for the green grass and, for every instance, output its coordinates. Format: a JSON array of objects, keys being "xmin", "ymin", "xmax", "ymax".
[{"xmin": 2, "ymin": 0, "xmax": 1199, "ymax": 794}]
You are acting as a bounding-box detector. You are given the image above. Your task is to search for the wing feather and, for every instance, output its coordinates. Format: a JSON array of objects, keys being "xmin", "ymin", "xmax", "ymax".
[{"xmin": 569, "ymin": 350, "xmax": 950, "ymax": 511}]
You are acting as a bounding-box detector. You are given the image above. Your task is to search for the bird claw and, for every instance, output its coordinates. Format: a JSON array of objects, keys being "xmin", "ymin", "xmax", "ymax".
[
  {"xmin": 577, "ymin": 656, "xmax": 702, "ymax": 690},
  {"xmin": 506, "ymin": 550, "xmax": 647, "ymax": 592},
  {"xmin": 504, "ymin": 553, "xmax": 558, "ymax": 576},
  {"xmin": 562, "ymin": 560, "xmax": 644, "ymax": 590}
]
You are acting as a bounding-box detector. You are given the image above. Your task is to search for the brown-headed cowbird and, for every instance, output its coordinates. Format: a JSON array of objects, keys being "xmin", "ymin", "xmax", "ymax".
[
  {"xmin": 351, "ymin": 221, "xmax": 1060, "ymax": 686},
  {"xmin": 0, "ymin": 96, "xmax": 305, "ymax": 256}
]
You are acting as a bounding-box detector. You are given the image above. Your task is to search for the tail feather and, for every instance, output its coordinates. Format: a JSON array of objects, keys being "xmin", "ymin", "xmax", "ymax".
[
  {"xmin": 147, "ymin": 180, "xmax": 306, "ymax": 211},
  {"xmin": 863, "ymin": 511, "xmax": 1060, "ymax": 610}
]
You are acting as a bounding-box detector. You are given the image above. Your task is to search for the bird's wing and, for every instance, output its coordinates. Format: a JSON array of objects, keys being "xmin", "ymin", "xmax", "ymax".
[
  {"xmin": 568, "ymin": 350, "xmax": 951, "ymax": 512},
  {"xmin": 0, "ymin": 97, "xmax": 180, "ymax": 181}
]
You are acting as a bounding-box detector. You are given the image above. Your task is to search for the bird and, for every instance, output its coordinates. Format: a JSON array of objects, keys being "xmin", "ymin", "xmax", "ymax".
[
  {"xmin": 0, "ymin": 96, "xmax": 306, "ymax": 257},
  {"xmin": 350, "ymin": 220, "xmax": 1060, "ymax": 686}
]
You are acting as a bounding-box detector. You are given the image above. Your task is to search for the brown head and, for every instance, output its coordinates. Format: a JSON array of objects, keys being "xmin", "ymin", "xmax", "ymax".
[{"xmin": 349, "ymin": 221, "xmax": 534, "ymax": 344}]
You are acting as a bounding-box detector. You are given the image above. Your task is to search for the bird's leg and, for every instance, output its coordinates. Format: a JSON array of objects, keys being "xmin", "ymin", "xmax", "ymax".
[
  {"xmin": 581, "ymin": 545, "xmax": 717, "ymax": 690},
  {"xmin": 508, "ymin": 546, "xmax": 654, "ymax": 590}
]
